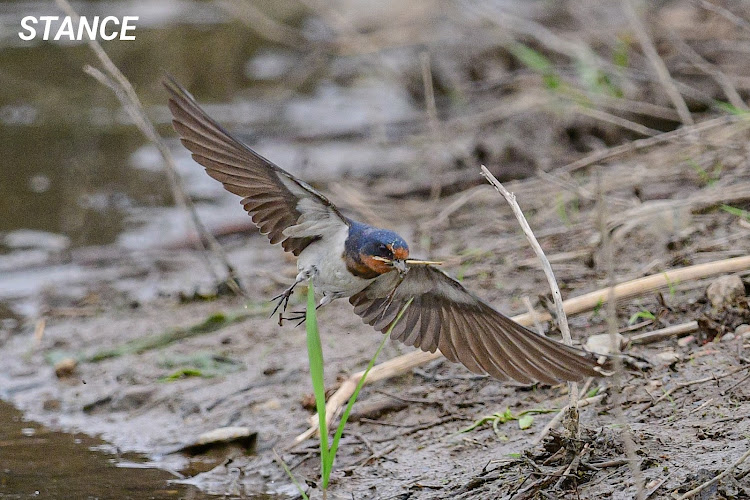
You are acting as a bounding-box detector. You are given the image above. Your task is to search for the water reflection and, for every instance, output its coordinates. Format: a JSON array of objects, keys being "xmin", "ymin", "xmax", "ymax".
[
  {"xmin": 0, "ymin": 1, "xmax": 283, "ymax": 248},
  {"xmin": 0, "ymin": 401, "xmax": 218, "ymax": 499}
]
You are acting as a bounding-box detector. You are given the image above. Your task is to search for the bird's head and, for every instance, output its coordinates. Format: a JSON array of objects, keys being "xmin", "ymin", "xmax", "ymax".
[{"xmin": 357, "ymin": 230, "xmax": 410, "ymax": 276}]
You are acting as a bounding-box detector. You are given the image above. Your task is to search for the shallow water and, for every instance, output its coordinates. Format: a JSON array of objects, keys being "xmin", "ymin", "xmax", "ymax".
[
  {"xmin": 0, "ymin": 400, "xmax": 219, "ymax": 499},
  {"xmin": 0, "ymin": 0, "xmax": 274, "ymax": 249}
]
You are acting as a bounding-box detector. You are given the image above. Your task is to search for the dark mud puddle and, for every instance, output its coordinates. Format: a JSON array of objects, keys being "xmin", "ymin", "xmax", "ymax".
[{"xmin": 0, "ymin": 401, "xmax": 219, "ymax": 499}]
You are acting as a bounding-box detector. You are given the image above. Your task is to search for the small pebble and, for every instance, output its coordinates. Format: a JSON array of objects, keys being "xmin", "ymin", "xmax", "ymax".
[
  {"xmin": 256, "ymin": 398, "xmax": 281, "ymax": 411},
  {"xmin": 706, "ymin": 275, "xmax": 745, "ymax": 309},
  {"xmin": 721, "ymin": 333, "xmax": 735, "ymax": 343},
  {"xmin": 54, "ymin": 358, "xmax": 77, "ymax": 378},
  {"xmin": 647, "ymin": 380, "xmax": 662, "ymax": 389},
  {"xmin": 677, "ymin": 335, "xmax": 695, "ymax": 347},
  {"xmin": 736, "ymin": 324, "xmax": 750, "ymax": 339},
  {"xmin": 585, "ymin": 333, "xmax": 625, "ymax": 355},
  {"xmin": 655, "ymin": 350, "xmax": 680, "ymax": 363}
]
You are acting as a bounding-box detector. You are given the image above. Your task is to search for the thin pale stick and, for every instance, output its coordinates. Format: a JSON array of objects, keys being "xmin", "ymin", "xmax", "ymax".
[
  {"xmin": 599, "ymin": 169, "xmax": 646, "ymax": 499},
  {"xmin": 522, "ymin": 296, "xmax": 545, "ymax": 336},
  {"xmin": 628, "ymin": 321, "xmax": 698, "ymax": 345},
  {"xmin": 624, "ymin": 0, "xmax": 693, "ymax": 126},
  {"xmin": 676, "ymin": 445, "xmax": 750, "ymax": 500},
  {"xmin": 480, "ymin": 165, "xmax": 579, "ymax": 432},
  {"xmin": 668, "ymin": 29, "xmax": 747, "ymax": 111},
  {"xmin": 55, "ymin": 0, "xmax": 242, "ymax": 294},
  {"xmin": 643, "ymin": 365, "xmax": 750, "ymax": 411},
  {"xmin": 561, "ymin": 115, "xmax": 739, "ymax": 173}
]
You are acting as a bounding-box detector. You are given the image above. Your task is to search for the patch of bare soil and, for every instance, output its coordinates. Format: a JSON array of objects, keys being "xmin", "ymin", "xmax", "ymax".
[{"xmin": 2, "ymin": 141, "xmax": 749, "ymax": 498}]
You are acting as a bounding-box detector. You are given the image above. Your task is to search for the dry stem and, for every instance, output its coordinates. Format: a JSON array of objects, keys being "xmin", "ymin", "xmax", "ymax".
[
  {"xmin": 624, "ymin": 0, "xmax": 693, "ymax": 126},
  {"xmin": 561, "ymin": 115, "xmax": 739, "ymax": 173},
  {"xmin": 676, "ymin": 445, "xmax": 750, "ymax": 500},
  {"xmin": 643, "ymin": 364, "xmax": 750, "ymax": 411},
  {"xmin": 532, "ymin": 392, "xmax": 607, "ymax": 446},
  {"xmin": 598, "ymin": 170, "xmax": 646, "ymax": 499},
  {"xmin": 628, "ymin": 321, "xmax": 698, "ymax": 345},
  {"xmin": 479, "ymin": 165, "xmax": 579, "ymax": 436},
  {"xmin": 54, "ymin": 0, "xmax": 242, "ymax": 294},
  {"xmin": 512, "ymin": 255, "xmax": 750, "ymax": 325}
]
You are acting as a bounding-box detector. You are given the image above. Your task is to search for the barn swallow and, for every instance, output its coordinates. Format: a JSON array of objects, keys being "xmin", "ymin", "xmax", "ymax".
[{"xmin": 165, "ymin": 78, "xmax": 608, "ymax": 384}]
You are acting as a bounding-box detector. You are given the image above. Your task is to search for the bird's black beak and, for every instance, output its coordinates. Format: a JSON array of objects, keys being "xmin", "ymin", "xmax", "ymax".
[{"xmin": 393, "ymin": 259, "xmax": 408, "ymax": 273}]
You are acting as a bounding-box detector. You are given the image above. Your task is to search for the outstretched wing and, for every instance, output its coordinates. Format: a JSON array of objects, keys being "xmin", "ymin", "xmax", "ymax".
[
  {"xmin": 165, "ymin": 77, "xmax": 348, "ymax": 255},
  {"xmin": 350, "ymin": 265, "xmax": 607, "ymax": 384}
]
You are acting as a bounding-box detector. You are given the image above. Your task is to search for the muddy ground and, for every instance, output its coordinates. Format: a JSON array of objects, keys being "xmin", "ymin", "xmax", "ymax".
[
  {"xmin": 3, "ymin": 0, "xmax": 750, "ymax": 498},
  {"xmin": 2, "ymin": 144, "xmax": 749, "ymax": 499}
]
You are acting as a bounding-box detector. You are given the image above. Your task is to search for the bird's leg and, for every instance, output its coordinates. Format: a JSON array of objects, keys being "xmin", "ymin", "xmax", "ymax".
[
  {"xmin": 270, "ymin": 269, "xmax": 310, "ymax": 318},
  {"xmin": 283, "ymin": 294, "xmax": 334, "ymax": 327}
]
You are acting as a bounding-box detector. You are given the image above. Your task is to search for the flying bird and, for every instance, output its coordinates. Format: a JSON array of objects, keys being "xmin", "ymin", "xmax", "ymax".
[{"xmin": 165, "ymin": 78, "xmax": 608, "ymax": 384}]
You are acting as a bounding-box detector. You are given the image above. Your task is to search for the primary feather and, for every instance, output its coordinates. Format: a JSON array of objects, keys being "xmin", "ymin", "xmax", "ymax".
[
  {"xmin": 164, "ymin": 77, "xmax": 347, "ymax": 255},
  {"xmin": 350, "ymin": 265, "xmax": 607, "ymax": 383}
]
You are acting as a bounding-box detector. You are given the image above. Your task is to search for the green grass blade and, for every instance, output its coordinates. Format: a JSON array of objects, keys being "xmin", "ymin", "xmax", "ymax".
[
  {"xmin": 305, "ymin": 280, "xmax": 330, "ymax": 487},
  {"xmin": 273, "ymin": 449, "xmax": 310, "ymax": 500},
  {"xmin": 721, "ymin": 204, "xmax": 750, "ymax": 221},
  {"xmin": 327, "ymin": 298, "xmax": 413, "ymax": 468}
]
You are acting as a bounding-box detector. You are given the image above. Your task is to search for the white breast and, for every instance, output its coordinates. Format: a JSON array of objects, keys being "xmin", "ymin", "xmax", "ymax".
[{"xmin": 296, "ymin": 224, "xmax": 373, "ymax": 299}]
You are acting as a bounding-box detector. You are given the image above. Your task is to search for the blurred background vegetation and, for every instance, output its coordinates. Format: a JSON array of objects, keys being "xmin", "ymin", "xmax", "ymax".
[{"xmin": 5, "ymin": 0, "xmax": 749, "ymax": 248}]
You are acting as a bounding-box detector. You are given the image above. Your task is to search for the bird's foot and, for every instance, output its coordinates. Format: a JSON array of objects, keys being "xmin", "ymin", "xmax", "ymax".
[
  {"xmin": 270, "ymin": 286, "xmax": 296, "ymax": 318},
  {"xmin": 278, "ymin": 300, "xmax": 327, "ymax": 327},
  {"xmin": 279, "ymin": 310, "xmax": 307, "ymax": 327}
]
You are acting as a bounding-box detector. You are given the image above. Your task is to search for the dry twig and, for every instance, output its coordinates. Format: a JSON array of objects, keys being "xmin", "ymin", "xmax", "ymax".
[
  {"xmin": 480, "ymin": 165, "xmax": 580, "ymax": 437},
  {"xmin": 642, "ymin": 364, "xmax": 750, "ymax": 411},
  {"xmin": 668, "ymin": 29, "xmax": 747, "ymax": 111},
  {"xmin": 561, "ymin": 115, "xmax": 740, "ymax": 173},
  {"xmin": 599, "ymin": 170, "xmax": 646, "ymax": 500},
  {"xmin": 628, "ymin": 321, "xmax": 698, "ymax": 345},
  {"xmin": 697, "ymin": 0, "xmax": 750, "ymax": 33},
  {"xmin": 531, "ymin": 392, "xmax": 607, "ymax": 446},
  {"xmin": 522, "ymin": 296, "xmax": 545, "ymax": 336},
  {"xmin": 54, "ymin": 0, "xmax": 242, "ymax": 294},
  {"xmin": 624, "ymin": 0, "xmax": 693, "ymax": 126},
  {"xmin": 218, "ymin": 0, "xmax": 308, "ymax": 49},
  {"xmin": 512, "ymin": 255, "xmax": 750, "ymax": 325},
  {"xmin": 676, "ymin": 445, "xmax": 750, "ymax": 500}
]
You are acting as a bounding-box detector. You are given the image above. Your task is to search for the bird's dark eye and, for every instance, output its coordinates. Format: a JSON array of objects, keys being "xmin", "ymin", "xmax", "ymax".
[{"xmin": 378, "ymin": 244, "xmax": 390, "ymax": 255}]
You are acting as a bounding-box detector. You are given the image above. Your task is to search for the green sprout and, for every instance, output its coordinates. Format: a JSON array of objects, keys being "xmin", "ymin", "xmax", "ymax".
[
  {"xmin": 281, "ymin": 280, "xmax": 411, "ymax": 499},
  {"xmin": 460, "ymin": 407, "xmax": 558, "ymax": 440},
  {"xmin": 721, "ymin": 204, "xmax": 750, "ymax": 222},
  {"xmin": 510, "ymin": 43, "xmax": 561, "ymax": 90},
  {"xmin": 628, "ymin": 309, "xmax": 655, "ymax": 325}
]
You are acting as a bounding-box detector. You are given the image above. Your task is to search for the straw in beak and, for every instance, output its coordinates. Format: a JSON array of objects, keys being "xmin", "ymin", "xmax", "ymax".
[{"xmin": 371, "ymin": 256, "xmax": 443, "ymax": 273}]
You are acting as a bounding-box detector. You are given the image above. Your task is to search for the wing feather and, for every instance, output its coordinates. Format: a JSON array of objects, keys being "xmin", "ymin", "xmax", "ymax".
[
  {"xmin": 350, "ymin": 265, "xmax": 608, "ymax": 383},
  {"xmin": 165, "ymin": 77, "xmax": 348, "ymax": 255}
]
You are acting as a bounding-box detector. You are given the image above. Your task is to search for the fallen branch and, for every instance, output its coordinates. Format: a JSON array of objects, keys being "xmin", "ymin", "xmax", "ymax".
[
  {"xmin": 642, "ymin": 364, "xmax": 750, "ymax": 411},
  {"xmin": 513, "ymin": 255, "xmax": 750, "ymax": 325},
  {"xmin": 628, "ymin": 321, "xmax": 698, "ymax": 345},
  {"xmin": 295, "ymin": 255, "xmax": 750, "ymax": 443}
]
